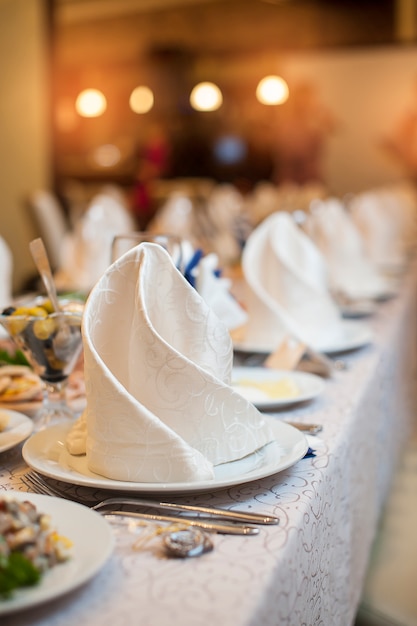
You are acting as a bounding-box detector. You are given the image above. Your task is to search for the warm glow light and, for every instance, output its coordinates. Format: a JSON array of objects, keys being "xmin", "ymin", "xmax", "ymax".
[
  {"xmin": 190, "ymin": 82, "xmax": 223, "ymax": 111},
  {"xmin": 129, "ymin": 86, "xmax": 154, "ymax": 114},
  {"xmin": 91, "ymin": 144, "xmax": 121, "ymax": 167},
  {"xmin": 256, "ymin": 75, "xmax": 289, "ymax": 105},
  {"xmin": 75, "ymin": 89, "xmax": 107, "ymax": 117},
  {"xmin": 55, "ymin": 98, "xmax": 78, "ymax": 132}
]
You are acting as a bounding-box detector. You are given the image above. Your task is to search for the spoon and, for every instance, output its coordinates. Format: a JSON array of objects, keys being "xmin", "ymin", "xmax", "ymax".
[{"xmin": 29, "ymin": 238, "xmax": 61, "ymax": 312}]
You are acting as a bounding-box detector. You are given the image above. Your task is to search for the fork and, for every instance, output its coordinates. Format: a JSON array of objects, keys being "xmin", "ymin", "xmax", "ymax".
[{"xmin": 21, "ymin": 472, "xmax": 277, "ymax": 535}]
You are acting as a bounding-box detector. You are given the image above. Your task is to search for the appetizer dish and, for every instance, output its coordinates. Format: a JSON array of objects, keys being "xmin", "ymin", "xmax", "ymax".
[{"xmin": 0, "ymin": 495, "xmax": 72, "ymax": 597}]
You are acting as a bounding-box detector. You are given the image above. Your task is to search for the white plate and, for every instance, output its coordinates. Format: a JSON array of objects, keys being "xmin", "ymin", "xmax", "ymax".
[
  {"xmin": 0, "ymin": 410, "xmax": 33, "ymax": 453},
  {"xmin": 0, "ymin": 400, "xmax": 40, "ymax": 419},
  {"xmin": 22, "ymin": 419, "xmax": 308, "ymax": 495},
  {"xmin": 234, "ymin": 319, "xmax": 372, "ymax": 356},
  {"xmin": 0, "ymin": 491, "xmax": 114, "ymax": 615},
  {"xmin": 232, "ymin": 367, "xmax": 325, "ymax": 409}
]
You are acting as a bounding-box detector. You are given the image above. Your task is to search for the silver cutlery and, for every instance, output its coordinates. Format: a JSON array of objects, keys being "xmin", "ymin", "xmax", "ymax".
[
  {"xmin": 92, "ymin": 496, "xmax": 278, "ymax": 525},
  {"xmin": 29, "ymin": 238, "xmax": 61, "ymax": 312},
  {"xmin": 21, "ymin": 472, "xmax": 279, "ymax": 535},
  {"xmin": 100, "ymin": 510, "xmax": 258, "ymax": 535}
]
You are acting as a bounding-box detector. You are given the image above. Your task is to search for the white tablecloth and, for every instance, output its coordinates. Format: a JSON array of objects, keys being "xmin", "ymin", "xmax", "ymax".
[{"xmin": 2, "ymin": 263, "xmax": 417, "ymax": 626}]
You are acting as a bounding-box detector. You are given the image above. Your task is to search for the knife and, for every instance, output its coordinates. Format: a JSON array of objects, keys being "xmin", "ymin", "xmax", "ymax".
[
  {"xmin": 93, "ymin": 497, "xmax": 280, "ymax": 525},
  {"xmin": 102, "ymin": 509, "xmax": 260, "ymax": 535}
]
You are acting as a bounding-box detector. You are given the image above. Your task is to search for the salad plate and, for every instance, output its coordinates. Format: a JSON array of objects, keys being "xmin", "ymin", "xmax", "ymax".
[
  {"xmin": 232, "ymin": 367, "xmax": 325, "ymax": 409},
  {"xmin": 0, "ymin": 410, "xmax": 33, "ymax": 453},
  {"xmin": 22, "ymin": 418, "xmax": 308, "ymax": 495},
  {"xmin": 0, "ymin": 490, "xmax": 114, "ymax": 615}
]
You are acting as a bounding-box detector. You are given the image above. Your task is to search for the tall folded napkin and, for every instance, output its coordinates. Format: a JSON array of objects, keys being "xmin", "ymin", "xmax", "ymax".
[
  {"xmin": 304, "ymin": 198, "xmax": 391, "ymax": 300},
  {"xmin": 67, "ymin": 242, "xmax": 274, "ymax": 483},
  {"xmin": 241, "ymin": 212, "xmax": 345, "ymax": 351}
]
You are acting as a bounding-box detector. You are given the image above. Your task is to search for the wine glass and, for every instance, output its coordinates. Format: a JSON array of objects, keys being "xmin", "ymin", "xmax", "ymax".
[
  {"xmin": 0, "ymin": 298, "xmax": 83, "ymax": 430},
  {"xmin": 111, "ymin": 232, "xmax": 183, "ymax": 268}
]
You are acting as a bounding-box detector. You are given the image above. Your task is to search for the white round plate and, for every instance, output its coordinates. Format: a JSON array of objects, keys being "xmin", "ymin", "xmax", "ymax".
[
  {"xmin": 232, "ymin": 367, "xmax": 325, "ymax": 409},
  {"xmin": 0, "ymin": 410, "xmax": 33, "ymax": 453},
  {"xmin": 234, "ymin": 320, "xmax": 372, "ymax": 356},
  {"xmin": 22, "ymin": 418, "xmax": 308, "ymax": 495},
  {"xmin": 0, "ymin": 491, "xmax": 114, "ymax": 615},
  {"xmin": 0, "ymin": 400, "xmax": 40, "ymax": 419}
]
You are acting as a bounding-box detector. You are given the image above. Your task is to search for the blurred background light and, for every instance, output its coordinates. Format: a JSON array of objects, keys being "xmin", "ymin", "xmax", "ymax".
[
  {"xmin": 75, "ymin": 88, "xmax": 107, "ymax": 117},
  {"xmin": 190, "ymin": 82, "xmax": 223, "ymax": 111},
  {"xmin": 91, "ymin": 144, "xmax": 121, "ymax": 167},
  {"xmin": 129, "ymin": 85, "xmax": 154, "ymax": 114},
  {"xmin": 213, "ymin": 135, "xmax": 247, "ymax": 164},
  {"xmin": 256, "ymin": 75, "xmax": 289, "ymax": 105}
]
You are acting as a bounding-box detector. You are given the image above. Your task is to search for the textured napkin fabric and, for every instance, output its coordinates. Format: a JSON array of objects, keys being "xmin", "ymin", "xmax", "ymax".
[
  {"xmin": 241, "ymin": 212, "xmax": 344, "ymax": 351},
  {"xmin": 304, "ymin": 198, "xmax": 391, "ymax": 300},
  {"xmin": 70, "ymin": 242, "xmax": 274, "ymax": 483}
]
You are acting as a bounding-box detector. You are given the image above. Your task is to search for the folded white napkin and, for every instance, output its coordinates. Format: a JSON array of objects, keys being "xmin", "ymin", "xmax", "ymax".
[
  {"xmin": 241, "ymin": 212, "xmax": 345, "ymax": 351},
  {"xmin": 304, "ymin": 198, "xmax": 391, "ymax": 300},
  {"xmin": 67, "ymin": 242, "xmax": 274, "ymax": 483},
  {"xmin": 348, "ymin": 187, "xmax": 413, "ymax": 271}
]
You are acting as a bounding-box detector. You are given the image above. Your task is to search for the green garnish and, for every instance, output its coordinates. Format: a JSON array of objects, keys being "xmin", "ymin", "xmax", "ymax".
[
  {"xmin": 0, "ymin": 349, "xmax": 29, "ymax": 367},
  {"xmin": 0, "ymin": 552, "xmax": 41, "ymax": 597}
]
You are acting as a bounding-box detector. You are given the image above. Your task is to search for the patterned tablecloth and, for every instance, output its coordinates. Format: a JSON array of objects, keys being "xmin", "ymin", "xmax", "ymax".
[{"xmin": 1, "ymin": 263, "xmax": 417, "ymax": 626}]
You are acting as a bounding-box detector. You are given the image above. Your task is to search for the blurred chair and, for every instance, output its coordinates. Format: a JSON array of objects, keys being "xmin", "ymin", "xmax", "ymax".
[{"xmin": 26, "ymin": 189, "xmax": 70, "ymax": 271}]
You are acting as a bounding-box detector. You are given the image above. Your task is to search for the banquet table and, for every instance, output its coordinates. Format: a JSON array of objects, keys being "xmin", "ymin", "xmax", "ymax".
[{"xmin": 1, "ymin": 262, "xmax": 417, "ymax": 626}]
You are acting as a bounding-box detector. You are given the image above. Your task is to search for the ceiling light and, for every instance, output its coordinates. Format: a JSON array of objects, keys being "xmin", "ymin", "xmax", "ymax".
[
  {"xmin": 129, "ymin": 86, "xmax": 154, "ymax": 114},
  {"xmin": 190, "ymin": 82, "xmax": 223, "ymax": 112},
  {"xmin": 256, "ymin": 75, "xmax": 289, "ymax": 105},
  {"xmin": 75, "ymin": 89, "xmax": 107, "ymax": 117}
]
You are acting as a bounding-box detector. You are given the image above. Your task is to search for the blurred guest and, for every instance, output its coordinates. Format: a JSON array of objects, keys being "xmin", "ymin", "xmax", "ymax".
[{"xmin": 131, "ymin": 122, "xmax": 171, "ymax": 229}]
